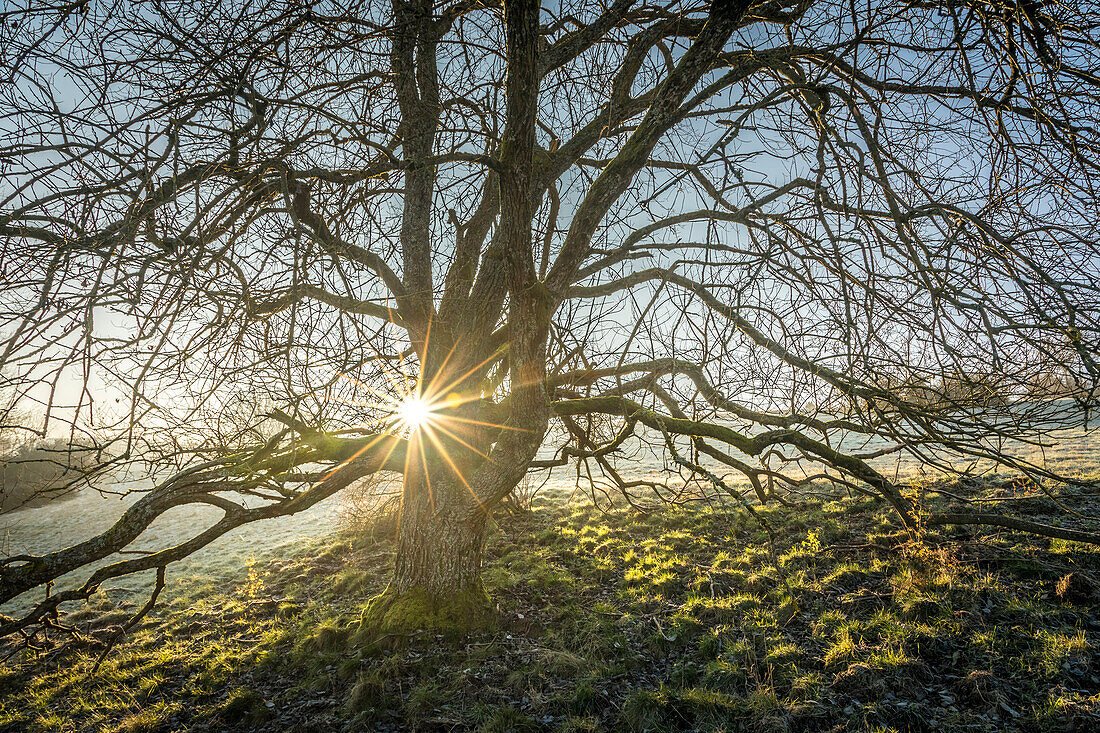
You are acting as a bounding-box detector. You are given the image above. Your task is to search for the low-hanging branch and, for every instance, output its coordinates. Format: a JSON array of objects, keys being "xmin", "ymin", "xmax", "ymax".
[
  {"xmin": 0, "ymin": 432, "xmax": 406, "ymax": 634},
  {"xmin": 551, "ymin": 395, "xmax": 920, "ymax": 532}
]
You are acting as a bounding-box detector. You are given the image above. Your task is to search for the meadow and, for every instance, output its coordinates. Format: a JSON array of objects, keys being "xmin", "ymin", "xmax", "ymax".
[
  {"xmin": 4, "ymin": 0, "xmax": 1100, "ymax": 729},
  {"xmin": 1, "ymin": 475, "xmax": 1098, "ymax": 732}
]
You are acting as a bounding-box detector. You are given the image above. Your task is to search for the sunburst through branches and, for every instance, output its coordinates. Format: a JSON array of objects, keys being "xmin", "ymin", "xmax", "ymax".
[
  {"xmin": 318, "ymin": 331, "xmax": 531, "ymax": 506},
  {"xmin": 394, "ymin": 395, "xmax": 436, "ymax": 432}
]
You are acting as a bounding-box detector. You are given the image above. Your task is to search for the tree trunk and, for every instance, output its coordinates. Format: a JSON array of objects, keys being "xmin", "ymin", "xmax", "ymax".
[
  {"xmin": 359, "ymin": 475, "xmax": 495, "ymax": 635},
  {"xmin": 355, "ymin": 322, "xmax": 546, "ymax": 636},
  {"xmin": 392, "ymin": 501, "xmax": 486, "ymax": 597}
]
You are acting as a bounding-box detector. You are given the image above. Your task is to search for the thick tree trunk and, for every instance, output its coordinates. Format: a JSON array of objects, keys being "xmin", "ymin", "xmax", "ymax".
[
  {"xmin": 359, "ymin": 472, "xmax": 496, "ymax": 635},
  {"xmin": 391, "ymin": 502, "xmax": 487, "ymax": 598}
]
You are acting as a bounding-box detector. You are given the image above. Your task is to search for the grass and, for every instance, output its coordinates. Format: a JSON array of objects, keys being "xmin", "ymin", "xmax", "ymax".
[{"xmin": 1, "ymin": 485, "xmax": 1099, "ymax": 731}]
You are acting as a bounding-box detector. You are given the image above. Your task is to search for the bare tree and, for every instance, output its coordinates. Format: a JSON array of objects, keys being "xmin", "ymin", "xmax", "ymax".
[{"xmin": 2, "ymin": 0, "xmax": 1099, "ymax": 635}]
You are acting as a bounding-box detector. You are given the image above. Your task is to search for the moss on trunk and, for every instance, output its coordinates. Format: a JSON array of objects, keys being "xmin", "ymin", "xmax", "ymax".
[
  {"xmin": 357, "ymin": 582, "xmax": 495, "ymax": 636},
  {"xmin": 356, "ymin": 483, "xmax": 496, "ymax": 636}
]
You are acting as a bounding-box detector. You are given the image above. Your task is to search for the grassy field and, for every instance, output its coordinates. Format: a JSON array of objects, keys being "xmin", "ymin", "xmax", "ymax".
[{"xmin": 1, "ymin": 482, "xmax": 1098, "ymax": 732}]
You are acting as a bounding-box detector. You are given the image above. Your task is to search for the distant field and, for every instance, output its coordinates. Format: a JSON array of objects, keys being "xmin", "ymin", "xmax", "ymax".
[{"xmin": 0, "ymin": 444, "xmax": 96, "ymax": 514}]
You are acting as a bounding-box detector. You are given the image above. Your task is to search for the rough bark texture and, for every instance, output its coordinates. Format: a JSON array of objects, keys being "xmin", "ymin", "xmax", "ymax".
[
  {"xmin": 360, "ymin": 474, "xmax": 494, "ymax": 635},
  {"xmin": 392, "ymin": 502, "xmax": 487, "ymax": 597}
]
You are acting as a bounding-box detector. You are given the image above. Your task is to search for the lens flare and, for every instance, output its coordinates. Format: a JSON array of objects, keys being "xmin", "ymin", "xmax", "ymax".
[{"xmin": 396, "ymin": 395, "xmax": 434, "ymax": 431}]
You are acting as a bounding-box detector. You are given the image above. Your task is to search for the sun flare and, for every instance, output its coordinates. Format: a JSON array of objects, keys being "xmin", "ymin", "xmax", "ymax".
[{"xmin": 395, "ymin": 395, "xmax": 435, "ymax": 431}]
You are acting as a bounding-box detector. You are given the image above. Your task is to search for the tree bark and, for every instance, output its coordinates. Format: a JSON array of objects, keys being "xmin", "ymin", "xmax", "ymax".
[
  {"xmin": 360, "ymin": 465, "xmax": 497, "ymax": 635},
  {"xmin": 391, "ymin": 497, "xmax": 487, "ymax": 598}
]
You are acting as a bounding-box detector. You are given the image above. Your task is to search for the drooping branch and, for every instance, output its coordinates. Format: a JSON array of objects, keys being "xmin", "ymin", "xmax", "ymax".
[
  {"xmin": 550, "ymin": 357, "xmax": 872, "ymax": 434},
  {"xmin": 925, "ymin": 513, "xmax": 1100, "ymax": 545},
  {"xmin": 0, "ymin": 431, "xmax": 406, "ymax": 628},
  {"xmin": 551, "ymin": 395, "xmax": 919, "ymax": 531}
]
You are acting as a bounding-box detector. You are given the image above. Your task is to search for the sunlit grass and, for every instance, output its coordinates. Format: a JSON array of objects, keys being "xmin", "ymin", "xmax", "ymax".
[{"xmin": 1, "ymin": 485, "xmax": 1098, "ymax": 731}]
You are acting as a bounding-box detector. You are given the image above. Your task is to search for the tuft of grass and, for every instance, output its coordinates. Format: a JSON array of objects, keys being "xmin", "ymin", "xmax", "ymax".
[
  {"xmin": 620, "ymin": 687, "xmax": 669, "ymax": 731},
  {"xmin": 1032, "ymin": 629, "xmax": 1091, "ymax": 678},
  {"xmin": 344, "ymin": 671, "xmax": 386, "ymax": 713},
  {"xmin": 300, "ymin": 619, "xmax": 350, "ymax": 654},
  {"xmin": 476, "ymin": 705, "xmax": 538, "ymax": 732},
  {"xmin": 106, "ymin": 702, "xmax": 181, "ymax": 733},
  {"xmin": 216, "ymin": 687, "xmax": 271, "ymax": 727}
]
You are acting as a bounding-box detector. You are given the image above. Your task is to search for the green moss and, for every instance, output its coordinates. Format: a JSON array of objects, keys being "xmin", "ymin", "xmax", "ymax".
[{"xmin": 357, "ymin": 582, "xmax": 495, "ymax": 636}]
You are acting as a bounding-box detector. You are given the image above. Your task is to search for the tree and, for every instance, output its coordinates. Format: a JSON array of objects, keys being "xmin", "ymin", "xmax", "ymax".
[{"xmin": 2, "ymin": 0, "xmax": 1099, "ymax": 636}]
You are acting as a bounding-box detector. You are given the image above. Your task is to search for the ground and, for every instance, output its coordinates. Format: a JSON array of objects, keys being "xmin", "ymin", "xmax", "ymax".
[{"xmin": 1, "ymin": 480, "xmax": 1098, "ymax": 732}]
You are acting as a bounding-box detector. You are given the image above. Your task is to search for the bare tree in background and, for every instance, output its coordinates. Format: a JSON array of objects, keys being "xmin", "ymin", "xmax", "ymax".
[{"xmin": 2, "ymin": 0, "xmax": 1099, "ymax": 634}]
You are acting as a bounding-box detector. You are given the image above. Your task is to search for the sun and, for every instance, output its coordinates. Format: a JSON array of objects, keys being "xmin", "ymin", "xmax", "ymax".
[{"xmin": 395, "ymin": 395, "xmax": 435, "ymax": 432}]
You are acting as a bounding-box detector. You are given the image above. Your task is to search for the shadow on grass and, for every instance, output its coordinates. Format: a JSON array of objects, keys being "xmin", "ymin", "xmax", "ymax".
[{"xmin": 2, "ymin": 485, "xmax": 1099, "ymax": 732}]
